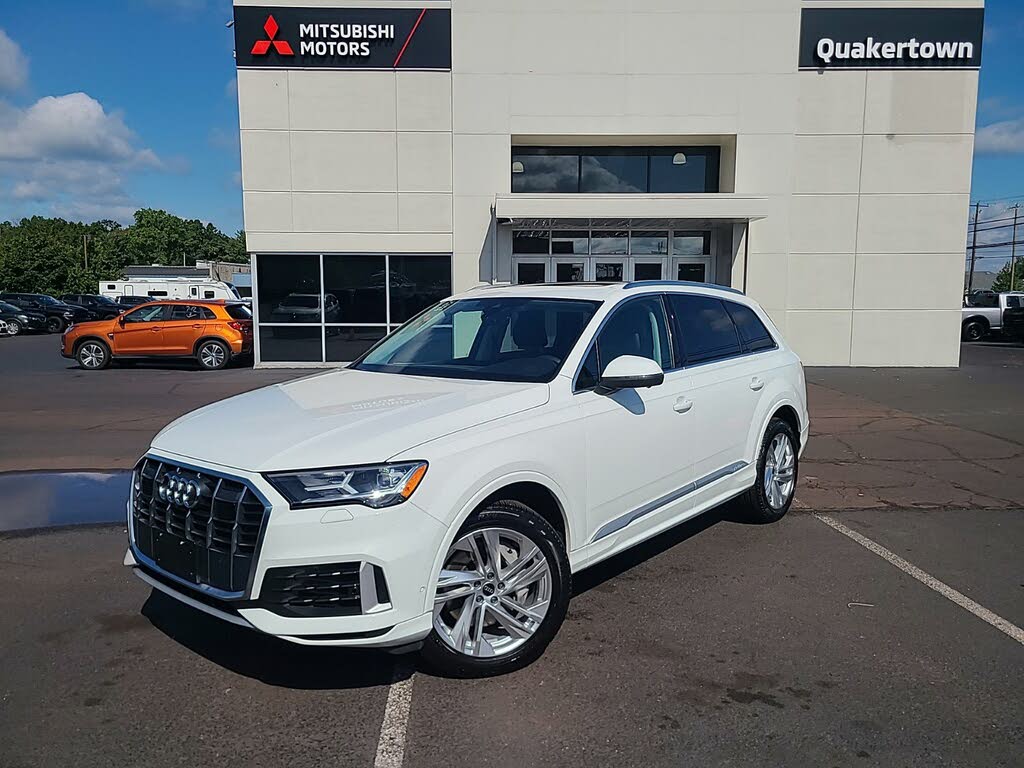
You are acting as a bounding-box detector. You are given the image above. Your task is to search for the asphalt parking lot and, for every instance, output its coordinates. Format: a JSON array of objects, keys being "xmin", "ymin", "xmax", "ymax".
[{"xmin": 1, "ymin": 334, "xmax": 1022, "ymax": 767}]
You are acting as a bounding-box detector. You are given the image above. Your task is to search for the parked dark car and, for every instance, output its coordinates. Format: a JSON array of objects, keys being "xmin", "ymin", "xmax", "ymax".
[
  {"xmin": 0, "ymin": 300, "xmax": 48, "ymax": 335},
  {"xmin": 60, "ymin": 293, "xmax": 126, "ymax": 320},
  {"xmin": 0, "ymin": 293, "xmax": 94, "ymax": 333},
  {"xmin": 115, "ymin": 295, "xmax": 153, "ymax": 308}
]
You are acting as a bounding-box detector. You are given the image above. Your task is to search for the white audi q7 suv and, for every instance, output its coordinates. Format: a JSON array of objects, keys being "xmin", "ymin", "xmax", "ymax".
[{"xmin": 126, "ymin": 282, "xmax": 808, "ymax": 677}]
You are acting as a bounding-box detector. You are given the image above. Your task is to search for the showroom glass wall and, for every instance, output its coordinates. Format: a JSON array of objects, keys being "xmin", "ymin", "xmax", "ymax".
[{"xmin": 254, "ymin": 254, "xmax": 452, "ymax": 363}]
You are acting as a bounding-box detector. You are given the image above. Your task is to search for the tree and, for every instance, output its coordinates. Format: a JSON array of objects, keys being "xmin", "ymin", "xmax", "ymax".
[
  {"xmin": 0, "ymin": 210, "xmax": 247, "ymax": 296},
  {"xmin": 991, "ymin": 258, "xmax": 1023, "ymax": 292}
]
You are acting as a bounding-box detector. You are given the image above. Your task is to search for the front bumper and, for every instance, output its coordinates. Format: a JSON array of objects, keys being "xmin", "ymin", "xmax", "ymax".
[{"xmin": 126, "ymin": 453, "xmax": 445, "ymax": 647}]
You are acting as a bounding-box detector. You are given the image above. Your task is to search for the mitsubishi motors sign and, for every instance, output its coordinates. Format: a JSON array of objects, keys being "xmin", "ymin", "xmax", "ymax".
[
  {"xmin": 799, "ymin": 7, "xmax": 984, "ymax": 70},
  {"xmin": 234, "ymin": 6, "xmax": 451, "ymax": 70}
]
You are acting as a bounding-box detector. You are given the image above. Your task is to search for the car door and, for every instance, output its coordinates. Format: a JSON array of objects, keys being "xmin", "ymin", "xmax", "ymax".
[
  {"xmin": 112, "ymin": 304, "xmax": 169, "ymax": 355},
  {"xmin": 666, "ymin": 293, "xmax": 773, "ymax": 485},
  {"xmin": 576, "ymin": 294, "xmax": 696, "ymax": 552},
  {"xmin": 163, "ymin": 304, "xmax": 210, "ymax": 354}
]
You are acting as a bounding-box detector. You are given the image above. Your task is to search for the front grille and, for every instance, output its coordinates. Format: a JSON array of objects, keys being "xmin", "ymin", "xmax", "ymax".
[
  {"xmin": 131, "ymin": 457, "xmax": 268, "ymax": 595},
  {"xmin": 259, "ymin": 563, "xmax": 364, "ymax": 617}
]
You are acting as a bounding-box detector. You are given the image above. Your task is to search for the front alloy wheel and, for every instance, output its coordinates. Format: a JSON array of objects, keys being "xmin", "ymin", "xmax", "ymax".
[
  {"xmin": 423, "ymin": 501, "xmax": 570, "ymax": 677},
  {"xmin": 77, "ymin": 341, "xmax": 109, "ymax": 370},
  {"xmin": 5, "ymin": 319, "xmax": 20, "ymax": 335}
]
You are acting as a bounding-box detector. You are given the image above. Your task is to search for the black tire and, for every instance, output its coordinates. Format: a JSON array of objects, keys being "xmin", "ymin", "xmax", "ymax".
[
  {"xmin": 196, "ymin": 339, "xmax": 230, "ymax": 370},
  {"xmin": 735, "ymin": 417, "xmax": 799, "ymax": 524},
  {"xmin": 75, "ymin": 339, "xmax": 110, "ymax": 370},
  {"xmin": 961, "ymin": 319, "xmax": 987, "ymax": 342},
  {"xmin": 46, "ymin": 316, "xmax": 65, "ymax": 334},
  {"xmin": 5, "ymin": 319, "xmax": 20, "ymax": 336},
  {"xmin": 421, "ymin": 500, "xmax": 571, "ymax": 678}
]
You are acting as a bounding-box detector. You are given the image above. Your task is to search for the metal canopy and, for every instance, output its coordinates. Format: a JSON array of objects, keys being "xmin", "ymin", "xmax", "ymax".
[{"xmin": 504, "ymin": 217, "xmax": 753, "ymax": 229}]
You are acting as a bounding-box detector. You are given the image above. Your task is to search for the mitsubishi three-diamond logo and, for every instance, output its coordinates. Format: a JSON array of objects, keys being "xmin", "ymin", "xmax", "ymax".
[{"xmin": 251, "ymin": 15, "xmax": 294, "ymax": 56}]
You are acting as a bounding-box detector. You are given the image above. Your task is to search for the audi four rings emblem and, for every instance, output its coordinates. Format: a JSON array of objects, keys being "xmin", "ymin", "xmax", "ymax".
[{"xmin": 157, "ymin": 473, "xmax": 203, "ymax": 509}]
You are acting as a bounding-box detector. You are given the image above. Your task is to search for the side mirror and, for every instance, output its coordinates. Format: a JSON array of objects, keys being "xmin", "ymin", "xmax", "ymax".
[
  {"xmin": 117, "ymin": 315, "xmax": 126, "ymax": 327},
  {"xmin": 597, "ymin": 355, "xmax": 665, "ymax": 393}
]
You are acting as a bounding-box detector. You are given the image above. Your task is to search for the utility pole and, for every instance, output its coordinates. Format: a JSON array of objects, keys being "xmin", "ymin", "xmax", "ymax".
[
  {"xmin": 1011, "ymin": 204, "xmax": 1020, "ymax": 292},
  {"xmin": 82, "ymin": 234, "xmax": 90, "ymax": 271},
  {"xmin": 967, "ymin": 201, "xmax": 987, "ymax": 295}
]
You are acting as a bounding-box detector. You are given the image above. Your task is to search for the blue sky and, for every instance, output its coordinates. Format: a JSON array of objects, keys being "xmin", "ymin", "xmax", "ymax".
[{"xmin": 0, "ymin": 0, "xmax": 1023, "ymax": 247}]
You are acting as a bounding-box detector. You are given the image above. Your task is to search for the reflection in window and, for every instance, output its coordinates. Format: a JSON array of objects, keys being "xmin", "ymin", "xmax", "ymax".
[
  {"xmin": 591, "ymin": 231, "xmax": 628, "ymax": 255},
  {"xmin": 551, "ymin": 230, "xmax": 589, "ymax": 255},
  {"xmin": 326, "ymin": 326, "xmax": 388, "ymax": 362},
  {"xmin": 630, "ymin": 231, "xmax": 669, "ymax": 255},
  {"xmin": 580, "ymin": 154, "xmax": 647, "ymax": 193},
  {"xmin": 595, "ymin": 262, "xmax": 624, "ymax": 281},
  {"xmin": 649, "ymin": 152, "xmax": 714, "ymax": 193},
  {"xmin": 511, "ymin": 154, "xmax": 578, "ymax": 193},
  {"xmin": 516, "ymin": 262, "xmax": 546, "ymax": 284},
  {"xmin": 672, "ymin": 232, "xmax": 711, "ymax": 255},
  {"xmin": 633, "ymin": 262, "xmax": 663, "ymax": 281},
  {"xmin": 323, "ymin": 255, "xmax": 385, "ymax": 323},
  {"xmin": 389, "ymin": 255, "xmax": 452, "ymax": 323},
  {"xmin": 555, "ymin": 262, "xmax": 585, "ymax": 282},
  {"xmin": 256, "ymin": 254, "xmax": 320, "ymax": 323},
  {"xmin": 513, "ymin": 231, "xmax": 549, "ymax": 254},
  {"xmin": 259, "ymin": 325, "xmax": 322, "ymax": 362}
]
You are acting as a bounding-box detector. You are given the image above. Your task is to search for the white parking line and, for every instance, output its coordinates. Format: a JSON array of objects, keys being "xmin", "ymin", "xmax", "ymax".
[
  {"xmin": 815, "ymin": 514, "xmax": 1024, "ymax": 646},
  {"xmin": 373, "ymin": 663, "xmax": 415, "ymax": 768}
]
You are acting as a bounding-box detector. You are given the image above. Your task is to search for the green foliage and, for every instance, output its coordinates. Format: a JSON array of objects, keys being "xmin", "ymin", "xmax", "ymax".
[
  {"xmin": 0, "ymin": 210, "xmax": 247, "ymax": 295},
  {"xmin": 991, "ymin": 258, "xmax": 1024, "ymax": 292}
]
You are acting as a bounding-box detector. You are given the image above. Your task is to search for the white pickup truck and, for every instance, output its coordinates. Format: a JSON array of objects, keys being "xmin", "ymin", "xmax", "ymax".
[{"xmin": 961, "ymin": 291, "xmax": 1024, "ymax": 341}]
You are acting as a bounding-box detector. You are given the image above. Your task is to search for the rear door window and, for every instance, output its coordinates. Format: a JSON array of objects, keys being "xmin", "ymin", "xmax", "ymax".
[
  {"xmin": 724, "ymin": 301, "xmax": 776, "ymax": 352},
  {"xmin": 668, "ymin": 294, "xmax": 742, "ymax": 364},
  {"xmin": 169, "ymin": 305, "xmax": 209, "ymax": 321},
  {"xmin": 225, "ymin": 304, "xmax": 253, "ymax": 320}
]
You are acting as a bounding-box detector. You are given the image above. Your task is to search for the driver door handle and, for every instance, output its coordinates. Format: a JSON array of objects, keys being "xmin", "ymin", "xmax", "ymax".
[
  {"xmin": 192, "ymin": 324, "xmax": 203, "ymax": 329},
  {"xmin": 150, "ymin": 326, "xmax": 162, "ymax": 332},
  {"xmin": 673, "ymin": 397, "xmax": 693, "ymax": 414},
  {"xmin": 750, "ymin": 377, "xmax": 765, "ymax": 391}
]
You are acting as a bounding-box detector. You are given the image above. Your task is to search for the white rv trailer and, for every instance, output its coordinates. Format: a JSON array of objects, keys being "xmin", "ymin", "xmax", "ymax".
[{"xmin": 99, "ymin": 278, "xmax": 242, "ymax": 301}]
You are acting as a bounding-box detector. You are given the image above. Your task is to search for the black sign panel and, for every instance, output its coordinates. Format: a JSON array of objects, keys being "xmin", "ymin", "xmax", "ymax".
[
  {"xmin": 234, "ymin": 6, "xmax": 451, "ymax": 70},
  {"xmin": 799, "ymin": 8, "xmax": 984, "ymax": 70}
]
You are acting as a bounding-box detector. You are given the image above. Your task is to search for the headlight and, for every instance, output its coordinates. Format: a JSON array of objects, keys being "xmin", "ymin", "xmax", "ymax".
[
  {"xmin": 265, "ymin": 461, "xmax": 427, "ymax": 509},
  {"xmin": 17, "ymin": 315, "xmax": 28, "ymax": 322}
]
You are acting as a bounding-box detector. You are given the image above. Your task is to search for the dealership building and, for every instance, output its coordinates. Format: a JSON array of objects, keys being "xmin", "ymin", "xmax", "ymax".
[{"xmin": 233, "ymin": 0, "xmax": 983, "ymax": 367}]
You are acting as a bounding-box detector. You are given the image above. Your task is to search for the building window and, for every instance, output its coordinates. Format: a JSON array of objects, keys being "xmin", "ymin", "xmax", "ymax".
[
  {"xmin": 511, "ymin": 147, "xmax": 720, "ymax": 194},
  {"xmin": 255, "ymin": 253, "xmax": 452, "ymax": 364}
]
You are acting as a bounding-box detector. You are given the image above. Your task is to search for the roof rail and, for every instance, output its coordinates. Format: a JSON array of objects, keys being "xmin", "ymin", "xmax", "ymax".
[{"xmin": 622, "ymin": 280, "xmax": 744, "ymax": 295}]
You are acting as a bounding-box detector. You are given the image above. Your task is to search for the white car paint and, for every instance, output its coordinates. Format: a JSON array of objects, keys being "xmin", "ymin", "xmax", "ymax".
[{"xmin": 126, "ymin": 282, "xmax": 809, "ymax": 649}]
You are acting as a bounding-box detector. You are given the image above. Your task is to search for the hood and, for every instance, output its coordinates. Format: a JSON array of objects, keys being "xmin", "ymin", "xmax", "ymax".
[{"xmin": 151, "ymin": 368, "xmax": 550, "ymax": 472}]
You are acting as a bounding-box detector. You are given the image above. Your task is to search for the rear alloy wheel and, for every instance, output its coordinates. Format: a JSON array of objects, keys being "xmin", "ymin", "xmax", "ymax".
[
  {"xmin": 46, "ymin": 316, "xmax": 65, "ymax": 334},
  {"xmin": 5, "ymin": 319, "xmax": 21, "ymax": 335},
  {"xmin": 961, "ymin": 319, "xmax": 987, "ymax": 342},
  {"xmin": 76, "ymin": 340, "xmax": 110, "ymax": 370},
  {"xmin": 196, "ymin": 339, "xmax": 229, "ymax": 371},
  {"xmin": 423, "ymin": 501, "xmax": 570, "ymax": 677},
  {"xmin": 735, "ymin": 417, "xmax": 799, "ymax": 524}
]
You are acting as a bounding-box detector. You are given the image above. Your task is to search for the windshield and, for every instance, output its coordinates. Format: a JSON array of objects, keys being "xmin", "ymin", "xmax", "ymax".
[
  {"xmin": 91, "ymin": 295, "xmax": 121, "ymax": 306},
  {"xmin": 36, "ymin": 295, "xmax": 62, "ymax": 305},
  {"xmin": 0, "ymin": 301, "xmax": 19, "ymax": 313},
  {"xmin": 354, "ymin": 297, "xmax": 601, "ymax": 383}
]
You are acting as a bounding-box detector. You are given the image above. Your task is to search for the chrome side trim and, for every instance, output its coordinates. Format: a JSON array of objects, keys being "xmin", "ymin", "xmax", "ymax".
[{"xmin": 591, "ymin": 461, "xmax": 748, "ymax": 543}]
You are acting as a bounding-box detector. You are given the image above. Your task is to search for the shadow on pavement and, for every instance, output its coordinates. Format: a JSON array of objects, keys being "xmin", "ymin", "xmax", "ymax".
[
  {"xmin": 141, "ymin": 589, "xmax": 403, "ymax": 690},
  {"xmin": 573, "ymin": 501, "xmax": 759, "ymax": 597}
]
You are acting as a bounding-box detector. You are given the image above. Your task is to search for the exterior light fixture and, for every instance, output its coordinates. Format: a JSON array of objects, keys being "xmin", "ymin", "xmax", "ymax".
[
  {"xmin": 512, "ymin": 161, "xmax": 525, "ymax": 174},
  {"xmin": 672, "ymin": 152, "xmax": 687, "ymax": 165}
]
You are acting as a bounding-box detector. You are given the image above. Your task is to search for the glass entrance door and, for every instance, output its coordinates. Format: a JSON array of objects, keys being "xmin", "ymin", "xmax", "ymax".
[
  {"xmin": 673, "ymin": 257, "xmax": 714, "ymax": 283},
  {"xmin": 630, "ymin": 258, "xmax": 667, "ymax": 281},
  {"xmin": 553, "ymin": 259, "xmax": 587, "ymax": 282},
  {"xmin": 593, "ymin": 259, "xmax": 626, "ymax": 282}
]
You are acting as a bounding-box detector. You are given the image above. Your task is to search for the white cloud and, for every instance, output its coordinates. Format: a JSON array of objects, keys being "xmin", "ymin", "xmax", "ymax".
[
  {"xmin": 0, "ymin": 28, "xmax": 28, "ymax": 92},
  {"xmin": 225, "ymin": 77, "xmax": 237, "ymax": 99},
  {"xmin": 0, "ymin": 93, "xmax": 164, "ymax": 224},
  {"xmin": 975, "ymin": 118, "xmax": 1024, "ymax": 154}
]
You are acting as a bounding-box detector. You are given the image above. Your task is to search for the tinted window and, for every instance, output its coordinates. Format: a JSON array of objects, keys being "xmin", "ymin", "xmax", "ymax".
[
  {"xmin": 1006, "ymin": 296, "xmax": 1023, "ymax": 309},
  {"xmin": 511, "ymin": 153, "xmax": 578, "ymax": 193},
  {"xmin": 356, "ymin": 298, "xmax": 599, "ymax": 383},
  {"xmin": 633, "ymin": 263, "xmax": 663, "ymax": 281},
  {"xmin": 123, "ymin": 305, "xmax": 168, "ymax": 323},
  {"xmin": 256, "ymin": 254, "xmax": 320, "ymax": 323},
  {"xmin": 169, "ymin": 305, "xmax": 207, "ymax": 321},
  {"xmin": 226, "ymin": 304, "xmax": 253, "ymax": 320},
  {"xmin": 649, "ymin": 151, "xmax": 716, "ymax": 193},
  {"xmin": 555, "ymin": 262, "xmax": 585, "ymax": 282},
  {"xmin": 580, "ymin": 154, "xmax": 646, "ymax": 193},
  {"xmin": 596, "ymin": 296, "xmax": 672, "ymax": 372},
  {"xmin": 630, "ymin": 231, "xmax": 668, "ymax": 255},
  {"xmin": 324, "ymin": 254, "xmax": 385, "ymax": 323},
  {"xmin": 203, "ymin": 291, "xmax": 215, "ymax": 299},
  {"xmin": 513, "ymin": 231, "xmax": 549, "ymax": 254},
  {"xmin": 725, "ymin": 302, "xmax": 775, "ymax": 352},
  {"xmin": 672, "ymin": 232, "xmax": 711, "ymax": 255},
  {"xmin": 670, "ymin": 294, "xmax": 742, "ymax": 364},
  {"xmin": 258, "ymin": 326, "xmax": 322, "ymax": 362},
  {"xmin": 389, "ymin": 254, "xmax": 451, "ymax": 324},
  {"xmin": 516, "ymin": 262, "xmax": 546, "ymax": 285},
  {"xmin": 551, "ymin": 231, "xmax": 588, "ymax": 255}
]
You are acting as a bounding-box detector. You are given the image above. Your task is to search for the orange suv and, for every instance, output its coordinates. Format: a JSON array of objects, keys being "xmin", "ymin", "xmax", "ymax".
[{"xmin": 61, "ymin": 300, "xmax": 253, "ymax": 371}]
